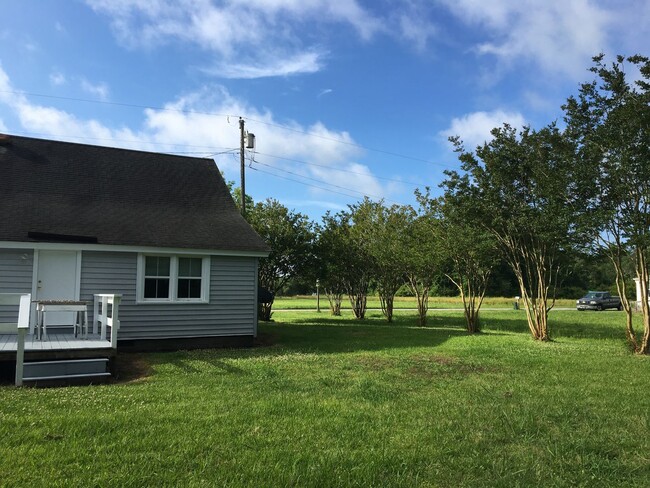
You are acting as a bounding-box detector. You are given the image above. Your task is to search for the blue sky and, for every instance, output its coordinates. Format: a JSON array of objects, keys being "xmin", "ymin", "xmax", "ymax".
[{"xmin": 0, "ymin": 0, "xmax": 647, "ymax": 219}]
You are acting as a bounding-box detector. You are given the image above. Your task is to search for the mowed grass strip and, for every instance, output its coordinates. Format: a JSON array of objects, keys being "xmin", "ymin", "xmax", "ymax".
[
  {"xmin": 273, "ymin": 295, "xmax": 578, "ymax": 310},
  {"xmin": 1, "ymin": 308, "xmax": 648, "ymax": 487}
]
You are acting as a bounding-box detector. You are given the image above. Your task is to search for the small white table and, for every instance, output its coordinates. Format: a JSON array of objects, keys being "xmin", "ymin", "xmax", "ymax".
[{"xmin": 35, "ymin": 300, "xmax": 89, "ymax": 341}]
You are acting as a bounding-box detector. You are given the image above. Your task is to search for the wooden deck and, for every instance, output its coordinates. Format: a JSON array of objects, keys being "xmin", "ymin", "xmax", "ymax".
[
  {"xmin": 0, "ymin": 333, "xmax": 112, "ymax": 351},
  {"xmin": 0, "ymin": 333, "xmax": 114, "ymax": 362}
]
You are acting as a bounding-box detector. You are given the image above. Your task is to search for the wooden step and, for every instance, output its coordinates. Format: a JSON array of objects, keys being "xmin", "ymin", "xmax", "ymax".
[{"xmin": 23, "ymin": 358, "xmax": 110, "ymax": 382}]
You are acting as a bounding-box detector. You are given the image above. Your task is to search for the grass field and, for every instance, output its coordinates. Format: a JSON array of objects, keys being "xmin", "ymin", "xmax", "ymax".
[
  {"xmin": 1, "ymin": 306, "xmax": 648, "ymax": 487},
  {"xmin": 273, "ymin": 295, "xmax": 578, "ymax": 310}
]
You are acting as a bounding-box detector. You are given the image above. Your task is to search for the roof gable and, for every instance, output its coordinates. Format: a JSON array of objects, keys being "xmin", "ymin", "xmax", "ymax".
[{"xmin": 0, "ymin": 134, "xmax": 269, "ymax": 253}]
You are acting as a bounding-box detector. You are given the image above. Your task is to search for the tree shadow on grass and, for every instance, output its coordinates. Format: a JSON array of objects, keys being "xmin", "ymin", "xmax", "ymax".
[
  {"xmin": 479, "ymin": 310, "xmax": 629, "ymax": 342},
  {"xmin": 112, "ymin": 310, "xmax": 632, "ymax": 376},
  {"xmin": 256, "ymin": 317, "xmax": 469, "ymax": 356}
]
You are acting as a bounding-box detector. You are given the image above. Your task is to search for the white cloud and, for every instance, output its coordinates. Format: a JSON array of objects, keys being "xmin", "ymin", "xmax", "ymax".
[
  {"xmin": 207, "ymin": 51, "xmax": 324, "ymax": 79},
  {"xmin": 317, "ymin": 88, "xmax": 333, "ymax": 98},
  {"xmin": 0, "ymin": 63, "xmax": 392, "ymax": 204},
  {"xmin": 50, "ymin": 71, "xmax": 66, "ymax": 86},
  {"xmin": 0, "ymin": 118, "xmax": 7, "ymax": 132},
  {"xmin": 85, "ymin": 0, "xmax": 438, "ymax": 79},
  {"xmin": 440, "ymin": 110, "xmax": 526, "ymax": 150},
  {"xmin": 439, "ymin": 0, "xmax": 612, "ymax": 78},
  {"xmin": 85, "ymin": 0, "xmax": 381, "ymax": 79},
  {"xmin": 80, "ymin": 79, "xmax": 109, "ymax": 100}
]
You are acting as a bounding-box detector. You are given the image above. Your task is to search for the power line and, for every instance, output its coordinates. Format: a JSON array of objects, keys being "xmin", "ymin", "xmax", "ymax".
[
  {"xmin": 244, "ymin": 117, "xmax": 452, "ymax": 168},
  {"xmin": 250, "ymin": 158, "xmax": 407, "ymax": 205},
  {"xmin": 253, "ymin": 150, "xmax": 426, "ymax": 186},
  {"xmin": 6, "ymin": 129, "xmax": 237, "ymax": 153},
  {"xmin": 250, "ymin": 166, "xmax": 368, "ymax": 200},
  {"xmin": 0, "ymin": 88, "xmax": 450, "ymax": 168},
  {"xmin": 0, "ymin": 89, "xmax": 237, "ymax": 119}
]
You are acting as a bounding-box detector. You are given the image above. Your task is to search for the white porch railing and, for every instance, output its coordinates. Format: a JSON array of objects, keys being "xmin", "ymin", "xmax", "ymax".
[
  {"xmin": 0, "ymin": 293, "xmax": 32, "ymax": 386},
  {"xmin": 93, "ymin": 294, "xmax": 122, "ymax": 349}
]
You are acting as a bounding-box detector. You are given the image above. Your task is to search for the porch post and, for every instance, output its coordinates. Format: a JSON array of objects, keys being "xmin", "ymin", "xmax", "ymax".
[
  {"xmin": 93, "ymin": 295, "xmax": 99, "ymax": 334},
  {"xmin": 111, "ymin": 295, "xmax": 121, "ymax": 349},
  {"xmin": 15, "ymin": 294, "xmax": 31, "ymax": 387}
]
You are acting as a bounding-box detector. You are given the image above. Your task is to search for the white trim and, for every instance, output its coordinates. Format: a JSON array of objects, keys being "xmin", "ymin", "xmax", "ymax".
[
  {"xmin": 30, "ymin": 250, "xmax": 39, "ymax": 330},
  {"xmin": 0, "ymin": 240, "xmax": 268, "ymax": 258},
  {"xmin": 75, "ymin": 251, "xmax": 82, "ymax": 300},
  {"xmin": 136, "ymin": 254, "xmax": 210, "ymax": 304},
  {"xmin": 253, "ymin": 257, "xmax": 259, "ymax": 338}
]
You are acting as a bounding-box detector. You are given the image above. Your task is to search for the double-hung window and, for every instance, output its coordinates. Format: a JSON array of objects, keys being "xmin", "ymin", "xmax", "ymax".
[{"xmin": 138, "ymin": 255, "xmax": 210, "ymax": 303}]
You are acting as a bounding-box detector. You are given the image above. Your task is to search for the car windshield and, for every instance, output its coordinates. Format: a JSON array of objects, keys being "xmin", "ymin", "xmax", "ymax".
[{"xmin": 585, "ymin": 292, "xmax": 604, "ymax": 299}]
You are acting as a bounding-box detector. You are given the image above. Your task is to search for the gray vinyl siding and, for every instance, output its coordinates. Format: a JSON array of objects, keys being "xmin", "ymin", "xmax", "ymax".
[
  {"xmin": 80, "ymin": 251, "xmax": 257, "ymax": 340},
  {"xmin": 0, "ymin": 249, "xmax": 34, "ymax": 323}
]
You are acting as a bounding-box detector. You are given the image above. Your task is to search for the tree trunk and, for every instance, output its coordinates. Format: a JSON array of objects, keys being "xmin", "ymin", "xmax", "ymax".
[
  {"xmin": 514, "ymin": 270, "xmax": 550, "ymax": 341},
  {"xmin": 407, "ymin": 275, "xmax": 430, "ymax": 327},
  {"xmin": 326, "ymin": 291, "xmax": 342, "ymax": 316},
  {"xmin": 609, "ymin": 248, "xmax": 638, "ymax": 351},
  {"xmin": 636, "ymin": 248, "xmax": 650, "ymax": 354},
  {"xmin": 463, "ymin": 299, "xmax": 480, "ymax": 334},
  {"xmin": 379, "ymin": 294, "xmax": 394, "ymax": 323},
  {"xmin": 349, "ymin": 292, "xmax": 367, "ymax": 319},
  {"xmin": 259, "ymin": 301, "xmax": 274, "ymax": 322}
]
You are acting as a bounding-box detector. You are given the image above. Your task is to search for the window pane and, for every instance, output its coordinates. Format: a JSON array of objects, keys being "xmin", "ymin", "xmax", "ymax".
[
  {"xmin": 145, "ymin": 257, "xmax": 158, "ymax": 276},
  {"xmin": 178, "ymin": 258, "xmax": 189, "ymax": 277},
  {"xmin": 178, "ymin": 278, "xmax": 189, "ymax": 298},
  {"xmin": 144, "ymin": 278, "xmax": 169, "ymax": 299},
  {"xmin": 144, "ymin": 278, "xmax": 156, "ymax": 298},
  {"xmin": 178, "ymin": 278, "xmax": 201, "ymax": 299},
  {"xmin": 179, "ymin": 257, "xmax": 202, "ymax": 277},
  {"xmin": 158, "ymin": 278, "xmax": 169, "ymax": 298},
  {"xmin": 189, "ymin": 279, "xmax": 201, "ymax": 298},
  {"xmin": 158, "ymin": 257, "xmax": 170, "ymax": 275},
  {"xmin": 191, "ymin": 258, "xmax": 202, "ymax": 277},
  {"xmin": 145, "ymin": 256, "xmax": 170, "ymax": 276}
]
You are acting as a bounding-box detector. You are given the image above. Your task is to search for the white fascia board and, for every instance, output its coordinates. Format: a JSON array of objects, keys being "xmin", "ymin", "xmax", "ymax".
[{"xmin": 0, "ymin": 240, "xmax": 269, "ymax": 258}]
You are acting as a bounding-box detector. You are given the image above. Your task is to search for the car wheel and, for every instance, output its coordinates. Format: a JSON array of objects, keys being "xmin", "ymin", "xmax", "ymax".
[
  {"xmin": 618, "ymin": 304, "xmax": 622, "ymax": 311},
  {"xmin": 596, "ymin": 305, "xmax": 603, "ymax": 311}
]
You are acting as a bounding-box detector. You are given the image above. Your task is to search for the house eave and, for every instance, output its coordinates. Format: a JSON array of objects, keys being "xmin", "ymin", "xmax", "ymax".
[{"xmin": 0, "ymin": 240, "xmax": 270, "ymax": 258}]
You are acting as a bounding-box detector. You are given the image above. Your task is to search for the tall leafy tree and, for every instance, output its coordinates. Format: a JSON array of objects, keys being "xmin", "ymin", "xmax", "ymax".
[
  {"xmin": 351, "ymin": 199, "xmax": 411, "ymax": 322},
  {"xmin": 342, "ymin": 200, "xmax": 377, "ymax": 319},
  {"xmin": 314, "ymin": 212, "xmax": 349, "ymax": 316},
  {"xmin": 403, "ymin": 205, "xmax": 440, "ymax": 327},
  {"xmin": 246, "ymin": 198, "xmax": 313, "ymax": 321},
  {"xmin": 564, "ymin": 54, "xmax": 650, "ymax": 354},
  {"xmin": 371, "ymin": 203, "xmax": 412, "ymax": 323},
  {"xmin": 419, "ymin": 187, "xmax": 498, "ymax": 334},
  {"xmin": 450, "ymin": 124, "xmax": 580, "ymax": 341}
]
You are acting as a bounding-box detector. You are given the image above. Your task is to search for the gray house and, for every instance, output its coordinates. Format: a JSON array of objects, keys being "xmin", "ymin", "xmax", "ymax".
[{"xmin": 0, "ymin": 133, "xmax": 269, "ymax": 355}]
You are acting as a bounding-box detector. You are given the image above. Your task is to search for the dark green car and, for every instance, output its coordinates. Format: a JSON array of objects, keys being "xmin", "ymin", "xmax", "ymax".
[{"xmin": 576, "ymin": 291, "xmax": 622, "ymax": 311}]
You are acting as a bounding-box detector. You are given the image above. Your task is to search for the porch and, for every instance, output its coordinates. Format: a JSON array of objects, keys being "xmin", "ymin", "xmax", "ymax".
[
  {"xmin": 0, "ymin": 293, "xmax": 121, "ymax": 384},
  {"xmin": 0, "ymin": 332, "xmax": 113, "ymax": 357}
]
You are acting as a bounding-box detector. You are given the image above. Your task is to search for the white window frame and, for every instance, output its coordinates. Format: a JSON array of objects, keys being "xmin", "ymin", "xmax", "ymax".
[{"xmin": 136, "ymin": 254, "xmax": 210, "ymax": 304}]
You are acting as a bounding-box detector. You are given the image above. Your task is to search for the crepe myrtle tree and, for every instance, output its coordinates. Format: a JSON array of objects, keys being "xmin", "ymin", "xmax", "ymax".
[
  {"xmin": 403, "ymin": 203, "xmax": 441, "ymax": 327},
  {"xmin": 246, "ymin": 198, "xmax": 314, "ymax": 321},
  {"xmin": 564, "ymin": 54, "xmax": 650, "ymax": 354},
  {"xmin": 418, "ymin": 187, "xmax": 498, "ymax": 334},
  {"xmin": 450, "ymin": 123, "xmax": 580, "ymax": 341},
  {"xmin": 341, "ymin": 200, "xmax": 377, "ymax": 320},
  {"xmin": 349, "ymin": 199, "xmax": 412, "ymax": 323},
  {"xmin": 313, "ymin": 212, "xmax": 349, "ymax": 316}
]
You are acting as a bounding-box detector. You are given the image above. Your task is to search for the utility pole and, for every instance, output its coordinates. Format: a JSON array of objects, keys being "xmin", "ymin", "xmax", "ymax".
[{"xmin": 239, "ymin": 117, "xmax": 246, "ymax": 217}]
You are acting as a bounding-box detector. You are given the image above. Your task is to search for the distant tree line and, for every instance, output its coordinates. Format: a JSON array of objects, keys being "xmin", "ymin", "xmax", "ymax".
[{"xmin": 235, "ymin": 54, "xmax": 649, "ymax": 354}]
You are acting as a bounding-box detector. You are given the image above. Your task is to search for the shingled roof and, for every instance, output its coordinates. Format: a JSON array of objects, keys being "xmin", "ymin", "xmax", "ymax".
[{"xmin": 0, "ymin": 134, "xmax": 269, "ymax": 254}]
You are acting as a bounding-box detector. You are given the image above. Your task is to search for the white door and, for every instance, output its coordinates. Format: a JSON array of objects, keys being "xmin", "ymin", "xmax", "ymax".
[{"xmin": 36, "ymin": 250, "xmax": 79, "ymax": 326}]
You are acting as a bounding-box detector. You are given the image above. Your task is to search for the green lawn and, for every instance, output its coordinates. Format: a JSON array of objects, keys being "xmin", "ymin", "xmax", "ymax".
[
  {"xmin": 273, "ymin": 295, "xmax": 578, "ymax": 310},
  {"xmin": 1, "ymin": 308, "xmax": 648, "ymax": 487}
]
